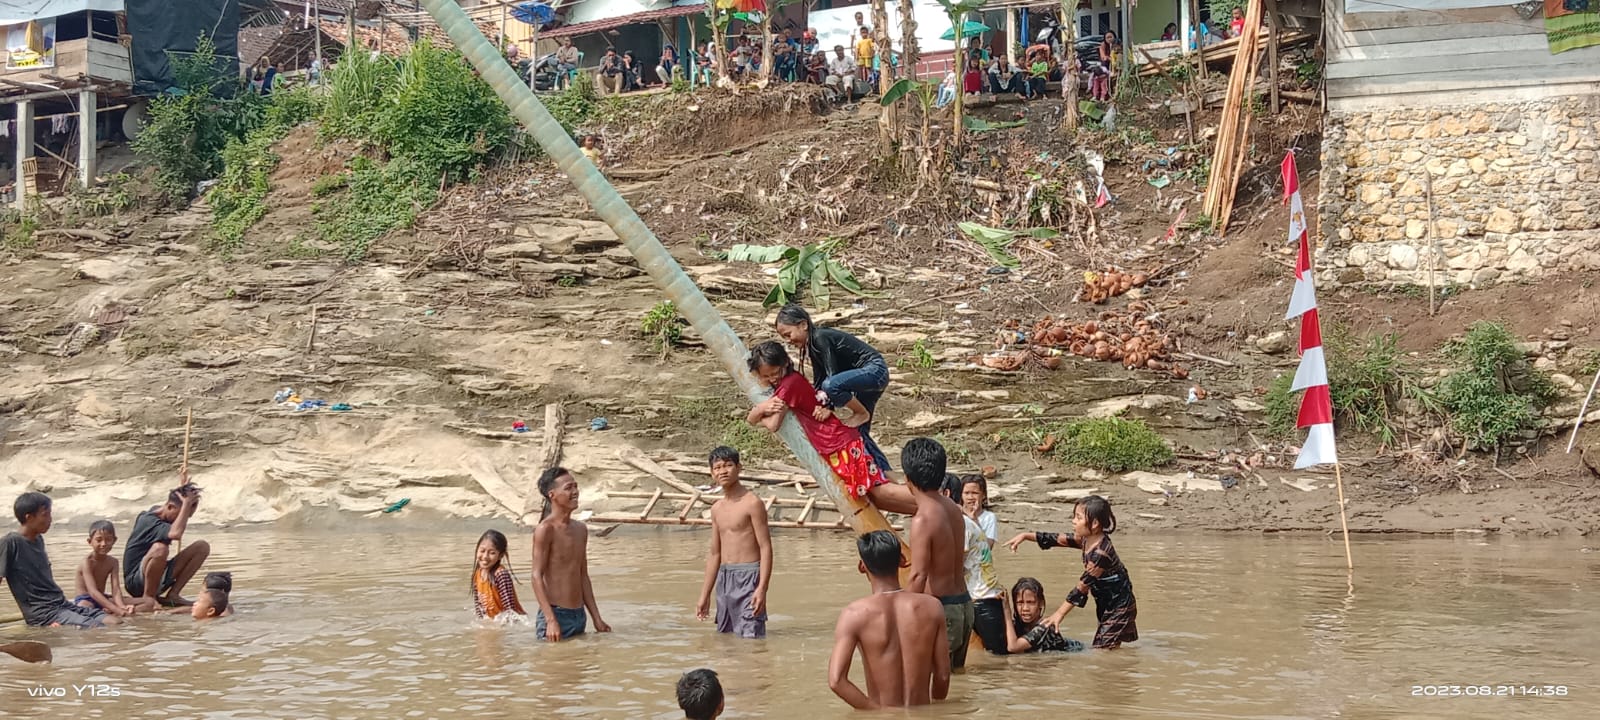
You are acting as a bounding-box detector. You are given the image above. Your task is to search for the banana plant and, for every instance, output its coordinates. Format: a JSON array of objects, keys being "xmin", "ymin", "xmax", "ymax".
[
  {"xmin": 881, "ymin": 77, "xmax": 938, "ymax": 159},
  {"xmin": 414, "ymin": 0, "xmax": 905, "ymax": 547},
  {"xmin": 934, "ymin": 0, "xmax": 989, "ymax": 149},
  {"xmin": 724, "ymin": 241, "xmax": 872, "ymax": 310}
]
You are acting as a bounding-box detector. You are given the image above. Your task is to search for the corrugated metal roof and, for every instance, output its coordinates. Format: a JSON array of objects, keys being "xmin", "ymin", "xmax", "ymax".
[{"xmin": 540, "ymin": 2, "xmax": 707, "ymax": 40}]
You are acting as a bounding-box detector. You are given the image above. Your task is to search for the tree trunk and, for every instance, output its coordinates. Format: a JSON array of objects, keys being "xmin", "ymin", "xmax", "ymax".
[
  {"xmin": 952, "ymin": 18, "xmax": 965, "ymax": 149},
  {"xmin": 758, "ymin": 10, "xmax": 775, "ymax": 88},
  {"xmin": 709, "ymin": 9, "xmax": 736, "ymax": 89},
  {"xmin": 1059, "ymin": 1, "xmax": 1079, "ymax": 133},
  {"xmin": 871, "ymin": 0, "xmax": 894, "ymax": 151},
  {"xmin": 898, "ymin": 0, "xmax": 919, "ymax": 78},
  {"xmin": 414, "ymin": 0, "xmax": 907, "ymax": 550}
]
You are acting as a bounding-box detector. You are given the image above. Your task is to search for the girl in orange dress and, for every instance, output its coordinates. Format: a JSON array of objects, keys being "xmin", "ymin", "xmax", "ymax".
[{"xmin": 472, "ymin": 529, "xmax": 525, "ymax": 620}]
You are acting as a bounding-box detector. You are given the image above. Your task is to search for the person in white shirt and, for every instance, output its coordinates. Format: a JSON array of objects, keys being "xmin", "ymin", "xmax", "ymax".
[
  {"xmin": 825, "ymin": 45, "xmax": 857, "ymax": 99},
  {"xmin": 958, "ymin": 475, "xmax": 1004, "ymax": 653}
]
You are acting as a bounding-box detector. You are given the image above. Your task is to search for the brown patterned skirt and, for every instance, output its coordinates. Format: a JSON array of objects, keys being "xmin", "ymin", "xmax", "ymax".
[{"xmin": 1092, "ymin": 601, "xmax": 1138, "ymax": 648}]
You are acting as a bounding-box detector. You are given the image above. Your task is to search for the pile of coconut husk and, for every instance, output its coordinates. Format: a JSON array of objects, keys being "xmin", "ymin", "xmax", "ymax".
[
  {"xmin": 1074, "ymin": 267, "xmax": 1150, "ymax": 304},
  {"xmin": 1025, "ymin": 300, "xmax": 1191, "ymax": 379}
]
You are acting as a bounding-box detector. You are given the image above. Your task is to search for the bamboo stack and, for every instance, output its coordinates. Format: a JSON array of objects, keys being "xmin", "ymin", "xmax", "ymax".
[{"xmin": 1202, "ymin": 0, "xmax": 1266, "ymax": 236}]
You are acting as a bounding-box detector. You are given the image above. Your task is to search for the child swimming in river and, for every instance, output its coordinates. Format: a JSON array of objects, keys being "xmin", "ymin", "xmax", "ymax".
[
  {"xmin": 531, "ymin": 467, "xmax": 611, "ymax": 641},
  {"xmin": 1000, "ymin": 577, "xmax": 1084, "ymax": 653},
  {"xmin": 745, "ymin": 341, "xmax": 912, "ymax": 510},
  {"xmin": 1005, "ymin": 495, "xmax": 1138, "ymax": 649},
  {"xmin": 73, "ymin": 520, "xmax": 136, "ymax": 616},
  {"xmin": 171, "ymin": 572, "xmax": 234, "ymax": 620},
  {"xmin": 472, "ymin": 529, "xmax": 526, "ymax": 620}
]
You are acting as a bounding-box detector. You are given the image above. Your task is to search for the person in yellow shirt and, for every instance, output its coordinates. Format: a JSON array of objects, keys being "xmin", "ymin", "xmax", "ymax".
[{"xmin": 854, "ymin": 26, "xmax": 874, "ymax": 82}]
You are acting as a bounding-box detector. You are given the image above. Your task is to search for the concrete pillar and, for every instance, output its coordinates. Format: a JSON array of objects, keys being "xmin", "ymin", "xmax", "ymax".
[
  {"xmin": 78, "ymin": 88, "xmax": 96, "ymax": 188},
  {"xmin": 14, "ymin": 98, "xmax": 33, "ymax": 209},
  {"xmin": 1006, "ymin": 9, "xmax": 1017, "ymax": 65},
  {"xmin": 1180, "ymin": 0, "xmax": 1193, "ymax": 51}
]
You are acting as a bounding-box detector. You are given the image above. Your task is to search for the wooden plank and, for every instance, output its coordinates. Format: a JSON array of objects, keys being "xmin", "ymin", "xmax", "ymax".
[
  {"xmin": 678, "ymin": 490, "xmax": 702, "ymax": 522},
  {"xmin": 638, "ymin": 488, "xmax": 663, "ymax": 519},
  {"xmin": 1325, "ymin": 50, "xmax": 1597, "ymax": 80},
  {"xmin": 1327, "ymin": 64, "xmax": 1600, "ymax": 98},
  {"xmin": 617, "ymin": 447, "xmax": 700, "ymax": 495},
  {"xmin": 796, "ymin": 496, "xmax": 817, "ymax": 526},
  {"xmin": 1340, "ymin": 6, "xmax": 1522, "ymax": 31},
  {"xmin": 1329, "ymin": 33, "xmax": 1553, "ymax": 64},
  {"xmin": 1329, "ymin": 80, "xmax": 1600, "ymax": 110},
  {"xmin": 607, "ymin": 490, "xmax": 839, "ymax": 512},
  {"xmin": 1330, "ymin": 18, "xmax": 1543, "ymax": 50}
]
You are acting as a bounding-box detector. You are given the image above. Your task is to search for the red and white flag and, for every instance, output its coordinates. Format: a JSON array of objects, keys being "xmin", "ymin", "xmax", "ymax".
[{"xmin": 1282, "ymin": 151, "xmax": 1337, "ymax": 469}]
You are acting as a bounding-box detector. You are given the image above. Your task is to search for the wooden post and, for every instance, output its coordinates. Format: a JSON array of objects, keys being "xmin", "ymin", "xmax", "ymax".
[
  {"xmin": 1265, "ymin": 0, "xmax": 1280, "ymax": 114},
  {"xmin": 1189, "ymin": 0, "xmax": 1206, "ymax": 79},
  {"xmin": 1333, "ymin": 463, "xmax": 1353, "ymax": 570},
  {"xmin": 499, "ymin": 2, "xmax": 508, "ymax": 50},
  {"xmin": 13, "ymin": 99, "xmax": 33, "ymax": 209},
  {"xmin": 77, "ymin": 88, "xmax": 96, "ymax": 187}
]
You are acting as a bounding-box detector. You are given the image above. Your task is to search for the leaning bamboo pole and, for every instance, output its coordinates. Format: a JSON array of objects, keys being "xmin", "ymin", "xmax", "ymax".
[{"xmin": 415, "ymin": 0, "xmax": 906, "ymax": 551}]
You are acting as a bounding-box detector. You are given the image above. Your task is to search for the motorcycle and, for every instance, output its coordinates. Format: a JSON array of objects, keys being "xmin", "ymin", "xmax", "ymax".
[{"xmin": 530, "ymin": 52, "xmax": 563, "ymax": 92}]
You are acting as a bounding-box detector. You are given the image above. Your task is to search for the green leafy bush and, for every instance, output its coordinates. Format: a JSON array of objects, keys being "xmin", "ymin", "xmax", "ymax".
[
  {"xmin": 1057, "ymin": 417, "xmax": 1173, "ymax": 472},
  {"xmin": 1000, "ymin": 416, "xmax": 1173, "ymax": 472},
  {"xmin": 1438, "ymin": 322, "xmax": 1559, "ymax": 449},
  {"xmin": 132, "ymin": 37, "xmax": 269, "ymax": 203},
  {"xmin": 640, "ymin": 301, "xmax": 687, "ymax": 358},
  {"xmin": 1264, "ymin": 372, "xmax": 1298, "ymax": 438},
  {"xmin": 209, "ymin": 87, "xmax": 323, "ymax": 254}
]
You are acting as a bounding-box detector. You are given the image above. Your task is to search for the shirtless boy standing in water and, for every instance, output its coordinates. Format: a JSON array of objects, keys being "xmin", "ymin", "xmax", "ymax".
[
  {"xmin": 828, "ymin": 530, "xmax": 950, "ymax": 709},
  {"xmin": 901, "ymin": 438, "xmax": 975, "ymax": 669},
  {"xmin": 695, "ymin": 447, "xmax": 773, "ymax": 638},
  {"xmin": 531, "ymin": 467, "xmax": 612, "ymax": 642}
]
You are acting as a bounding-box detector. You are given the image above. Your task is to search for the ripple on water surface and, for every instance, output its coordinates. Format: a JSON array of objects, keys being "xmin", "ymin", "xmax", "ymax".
[{"xmin": 2, "ymin": 525, "xmax": 1596, "ymax": 719}]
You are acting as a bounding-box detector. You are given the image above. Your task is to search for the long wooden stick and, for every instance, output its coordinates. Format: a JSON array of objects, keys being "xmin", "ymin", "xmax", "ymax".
[
  {"xmin": 1333, "ymin": 462, "xmax": 1353, "ymax": 570},
  {"xmin": 180, "ymin": 408, "xmax": 193, "ymax": 482},
  {"xmin": 1565, "ymin": 365, "xmax": 1600, "ymax": 453},
  {"xmin": 1424, "ymin": 170, "xmax": 1438, "ymax": 316}
]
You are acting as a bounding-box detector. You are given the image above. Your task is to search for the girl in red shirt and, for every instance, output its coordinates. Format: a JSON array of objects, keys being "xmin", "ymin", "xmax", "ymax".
[{"xmin": 746, "ymin": 341, "xmax": 899, "ymax": 504}]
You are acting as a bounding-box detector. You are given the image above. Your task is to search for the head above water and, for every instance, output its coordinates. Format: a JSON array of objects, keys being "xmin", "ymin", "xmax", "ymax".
[
  {"xmin": 960, "ymin": 475, "xmax": 990, "ymax": 511},
  {"xmin": 205, "ymin": 571, "xmax": 233, "ymax": 594},
  {"xmin": 901, "ymin": 438, "xmax": 948, "ymax": 492},
  {"xmin": 538, "ymin": 467, "xmax": 578, "ymax": 520},
  {"xmin": 1011, "ymin": 577, "xmax": 1046, "ymax": 623},
  {"xmin": 476, "ymin": 529, "xmax": 510, "ymax": 572},
  {"xmin": 746, "ymin": 340, "xmax": 795, "ymax": 388},
  {"xmin": 1074, "ymin": 494, "xmax": 1117, "ymax": 535},
  {"xmin": 676, "ymin": 667, "xmax": 724, "ymax": 720},
  {"xmin": 940, "ymin": 473, "xmax": 963, "ymax": 502},
  {"xmin": 856, "ymin": 530, "xmax": 902, "ymax": 578},
  {"xmin": 13, "ymin": 492, "xmax": 51, "ymax": 530},
  {"xmin": 193, "ymin": 588, "xmax": 228, "ymax": 619}
]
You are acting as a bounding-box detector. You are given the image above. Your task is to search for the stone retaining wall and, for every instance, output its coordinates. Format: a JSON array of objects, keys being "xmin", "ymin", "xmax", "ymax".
[{"xmin": 1318, "ymin": 95, "xmax": 1600, "ymax": 287}]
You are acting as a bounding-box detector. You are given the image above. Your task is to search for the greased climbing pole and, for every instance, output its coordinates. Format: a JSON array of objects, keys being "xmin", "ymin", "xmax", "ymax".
[{"xmin": 414, "ymin": 0, "xmax": 906, "ymax": 552}]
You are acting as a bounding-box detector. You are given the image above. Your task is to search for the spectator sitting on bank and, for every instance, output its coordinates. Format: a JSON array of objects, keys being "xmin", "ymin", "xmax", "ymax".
[
  {"xmin": 657, "ymin": 43, "xmax": 677, "ymax": 86},
  {"xmin": 696, "ymin": 42, "xmax": 716, "ymax": 85},
  {"xmin": 825, "ymin": 45, "xmax": 857, "ymax": 101},
  {"xmin": 774, "ymin": 31, "xmax": 797, "ymax": 81},
  {"xmin": 805, "ymin": 50, "xmax": 828, "ymax": 84},
  {"xmin": 1024, "ymin": 43, "xmax": 1052, "ymax": 99},
  {"xmin": 800, "ymin": 27, "xmax": 819, "ymax": 55},
  {"xmin": 988, "ymin": 56, "xmax": 1024, "ymax": 97},
  {"xmin": 1161, "ymin": 22, "xmax": 1179, "ymax": 41},
  {"xmin": 1229, "ymin": 7, "xmax": 1246, "ymax": 37},
  {"xmin": 622, "ymin": 50, "xmax": 643, "ymax": 91},
  {"xmin": 732, "ymin": 36, "xmax": 753, "ymax": 81},
  {"xmin": 935, "ymin": 69, "xmax": 957, "ymax": 108},
  {"xmin": 556, "ymin": 38, "xmax": 580, "ymax": 89},
  {"xmin": 597, "ymin": 48, "xmax": 624, "ymax": 95},
  {"xmin": 962, "ymin": 56, "xmax": 983, "ymax": 95}
]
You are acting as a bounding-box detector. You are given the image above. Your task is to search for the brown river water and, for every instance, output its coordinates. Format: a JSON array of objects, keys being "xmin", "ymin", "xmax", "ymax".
[{"xmin": 2, "ymin": 520, "xmax": 1596, "ymax": 719}]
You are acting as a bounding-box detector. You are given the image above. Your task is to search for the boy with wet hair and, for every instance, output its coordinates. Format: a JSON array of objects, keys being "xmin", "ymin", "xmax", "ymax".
[
  {"xmin": 73, "ymin": 520, "xmax": 136, "ymax": 616},
  {"xmin": 695, "ymin": 446, "xmax": 773, "ymax": 638},
  {"xmin": 829, "ymin": 530, "xmax": 949, "ymax": 709},
  {"xmin": 1, "ymin": 493, "xmax": 120, "ymax": 627},
  {"xmin": 124, "ymin": 476, "xmax": 211, "ymax": 608},
  {"xmin": 676, "ymin": 668, "xmax": 724, "ymax": 719},
  {"xmin": 173, "ymin": 572, "xmax": 233, "ymax": 620},
  {"xmin": 901, "ymin": 438, "xmax": 974, "ymax": 669},
  {"xmin": 532, "ymin": 467, "xmax": 612, "ymax": 641}
]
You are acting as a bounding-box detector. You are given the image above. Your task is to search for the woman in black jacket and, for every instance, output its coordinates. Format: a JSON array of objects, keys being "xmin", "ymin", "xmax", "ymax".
[{"xmin": 773, "ymin": 305, "xmax": 914, "ymax": 513}]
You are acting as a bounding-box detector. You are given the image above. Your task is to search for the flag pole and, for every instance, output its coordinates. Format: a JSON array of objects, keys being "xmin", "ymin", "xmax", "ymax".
[{"xmin": 1333, "ymin": 462, "xmax": 1352, "ymax": 570}]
